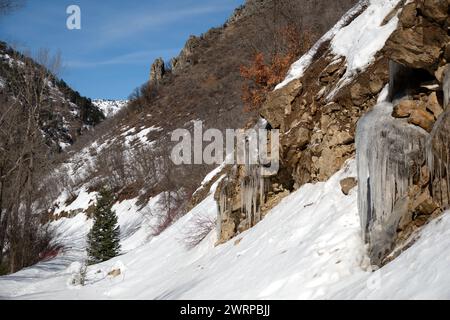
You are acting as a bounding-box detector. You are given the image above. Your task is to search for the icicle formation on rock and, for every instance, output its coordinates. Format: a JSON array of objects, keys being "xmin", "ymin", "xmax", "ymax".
[
  {"xmin": 239, "ymin": 118, "xmax": 273, "ymax": 229},
  {"xmin": 240, "ymin": 164, "xmax": 266, "ymax": 228},
  {"xmin": 216, "ymin": 118, "xmax": 276, "ymax": 241},
  {"xmin": 427, "ymin": 69, "xmax": 450, "ymax": 209},
  {"xmin": 356, "ymin": 61, "xmax": 432, "ymax": 264},
  {"xmin": 356, "ymin": 101, "xmax": 427, "ymax": 264}
]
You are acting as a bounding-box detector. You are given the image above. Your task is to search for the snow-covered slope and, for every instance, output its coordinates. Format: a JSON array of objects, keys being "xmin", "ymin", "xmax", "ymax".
[
  {"xmin": 1, "ymin": 160, "xmax": 449, "ymax": 299},
  {"xmin": 277, "ymin": 0, "xmax": 401, "ymax": 91},
  {"xmin": 93, "ymin": 99, "xmax": 128, "ymax": 118}
]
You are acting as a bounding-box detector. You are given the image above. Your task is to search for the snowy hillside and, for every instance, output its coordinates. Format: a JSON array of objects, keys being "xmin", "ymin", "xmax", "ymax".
[
  {"xmin": 1, "ymin": 160, "xmax": 449, "ymax": 299},
  {"xmin": 93, "ymin": 99, "xmax": 128, "ymax": 118}
]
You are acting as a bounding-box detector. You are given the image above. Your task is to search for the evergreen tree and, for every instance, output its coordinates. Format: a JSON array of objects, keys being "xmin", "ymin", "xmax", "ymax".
[{"xmin": 87, "ymin": 188, "xmax": 121, "ymax": 265}]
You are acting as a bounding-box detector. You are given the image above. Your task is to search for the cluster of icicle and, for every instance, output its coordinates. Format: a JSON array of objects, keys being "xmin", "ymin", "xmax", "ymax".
[
  {"xmin": 426, "ymin": 71, "xmax": 450, "ymax": 208},
  {"xmin": 216, "ymin": 173, "xmax": 232, "ymax": 236},
  {"xmin": 356, "ymin": 101, "xmax": 428, "ymax": 263},
  {"xmin": 217, "ymin": 118, "xmax": 273, "ymax": 234},
  {"xmin": 240, "ymin": 164, "xmax": 267, "ymax": 228},
  {"xmin": 239, "ymin": 118, "xmax": 272, "ymax": 229}
]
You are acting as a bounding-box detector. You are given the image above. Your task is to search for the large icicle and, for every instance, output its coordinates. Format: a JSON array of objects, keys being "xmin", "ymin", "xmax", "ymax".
[
  {"xmin": 425, "ymin": 68, "xmax": 450, "ymax": 217},
  {"xmin": 356, "ymin": 101, "xmax": 428, "ymax": 264}
]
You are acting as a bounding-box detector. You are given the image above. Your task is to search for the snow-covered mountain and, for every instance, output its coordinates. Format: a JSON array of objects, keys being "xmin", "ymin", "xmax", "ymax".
[{"xmin": 93, "ymin": 99, "xmax": 128, "ymax": 118}]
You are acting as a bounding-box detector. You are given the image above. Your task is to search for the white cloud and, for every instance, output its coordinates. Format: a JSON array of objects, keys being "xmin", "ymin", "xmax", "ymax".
[
  {"xmin": 66, "ymin": 48, "xmax": 179, "ymax": 68},
  {"xmin": 94, "ymin": 4, "xmax": 233, "ymax": 47}
]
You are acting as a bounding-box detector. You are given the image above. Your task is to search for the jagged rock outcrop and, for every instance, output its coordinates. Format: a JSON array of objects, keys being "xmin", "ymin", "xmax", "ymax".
[
  {"xmin": 150, "ymin": 57, "xmax": 166, "ymax": 83},
  {"xmin": 171, "ymin": 36, "xmax": 202, "ymax": 72},
  {"xmin": 385, "ymin": 1, "xmax": 448, "ymax": 71}
]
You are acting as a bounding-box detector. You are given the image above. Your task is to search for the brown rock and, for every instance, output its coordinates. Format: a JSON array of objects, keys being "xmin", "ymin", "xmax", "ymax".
[
  {"xmin": 150, "ymin": 57, "xmax": 165, "ymax": 83},
  {"xmin": 294, "ymin": 127, "xmax": 311, "ymax": 149},
  {"xmin": 108, "ymin": 269, "xmax": 121, "ymax": 278},
  {"xmin": 420, "ymin": 166, "xmax": 431, "ymax": 187},
  {"xmin": 426, "ymin": 92, "xmax": 443, "ymax": 118},
  {"xmin": 261, "ymin": 79, "xmax": 302, "ymax": 130},
  {"xmin": 392, "ymin": 100, "xmax": 417, "ymax": 118},
  {"xmin": 435, "ymin": 64, "xmax": 448, "ymax": 83},
  {"xmin": 385, "ymin": 20, "xmax": 448, "ymax": 70},
  {"xmin": 350, "ymin": 83, "xmax": 371, "ymax": 106},
  {"xmin": 420, "ymin": 0, "xmax": 448, "ymax": 25},
  {"xmin": 340, "ymin": 177, "xmax": 357, "ymax": 195},
  {"xmin": 399, "ymin": 3, "xmax": 417, "ymax": 28},
  {"xmin": 218, "ymin": 219, "xmax": 237, "ymax": 244},
  {"xmin": 412, "ymin": 189, "xmax": 439, "ymax": 216},
  {"xmin": 408, "ymin": 108, "xmax": 435, "ymax": 132},
  {"xmin": 319, "ymin": 60, "xmax": 346, "ymax": 84},
  {"xmin": 369, "ymin": 77, "xmax": 384, "ymax": 95},
  {"xmin": 329, "ymin": 131, "xmax": 354, "ymax": 146},
  {"xmin": 444, "ymin": 43, "xmax": 450, "ymax": 61}
]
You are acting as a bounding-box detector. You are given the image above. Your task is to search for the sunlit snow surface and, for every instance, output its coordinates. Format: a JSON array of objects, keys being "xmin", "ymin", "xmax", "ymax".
[
  {"xmin": 1, "ymin": 161, "xmax": 449, "ymax": 299},
  {"xmin": 276, "ymin": 0, "xmax": 401, "ymax": 92}
]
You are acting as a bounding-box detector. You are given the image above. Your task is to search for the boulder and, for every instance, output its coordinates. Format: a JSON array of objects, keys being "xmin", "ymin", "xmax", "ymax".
[
  {"xmin": 385, "ymin": 19, "xmax": 448, "ymax": 70},
  {"xmin": 108, "ymin": 269, "xmax": 121, "ymax": 278},
  {"xmin": 340, "ymin": 177, "xmax": 357, "ymax": 195},
  {"xmin": 419, "ymin": 0, "xmax": 448, "ymax": 25},
  {"xmin": 426, "ymin": 92, "xmax": 443, "ymax": 118},
  {"xmin": 399, "ymin": 3, "xmax": 418, "ymax": 28},
  {"xmin": 392, "ymin": 100, "xmax": 418, "ymax": 118},
  {"xmin": 350, "ymin": 82, "xmax": 372, "ymax": 106},
  {"xmin": 408, "ymin": 108, "xmax": 435, "ymax": 132}
]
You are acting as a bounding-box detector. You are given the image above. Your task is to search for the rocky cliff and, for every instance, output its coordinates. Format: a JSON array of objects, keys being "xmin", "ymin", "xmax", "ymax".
[{"xmin": 214, "ymin": 0, "xmax": 450, "ymax": 265}]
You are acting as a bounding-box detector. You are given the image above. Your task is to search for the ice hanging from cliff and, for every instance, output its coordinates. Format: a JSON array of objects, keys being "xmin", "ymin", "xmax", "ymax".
[
  {"xmin": 356, "ymin": 96, "xmax": 427, "ymax": 264},
  {"xmin": 426, "ymin": 69, "xmax": 450, "ymax": 208}
]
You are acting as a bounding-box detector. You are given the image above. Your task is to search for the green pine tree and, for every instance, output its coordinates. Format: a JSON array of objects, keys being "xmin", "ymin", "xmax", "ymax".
[{"xmin": 87, "ymin": 188, "xmax": 121, "ymax": 265}]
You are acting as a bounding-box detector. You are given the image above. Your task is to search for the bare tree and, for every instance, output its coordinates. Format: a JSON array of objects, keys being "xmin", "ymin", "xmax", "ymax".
[
  {"xmin": 0, "ymin": 48, "xmax": 60, "ymax": 272},
  {"xmin": 181, "ymin": 214, "xmax": 216, "ymax": 249}
]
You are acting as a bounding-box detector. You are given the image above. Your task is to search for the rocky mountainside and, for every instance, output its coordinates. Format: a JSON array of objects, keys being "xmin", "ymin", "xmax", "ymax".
[
  {"xmin": 50, "ymin": 0, "xmax": 358, "ymax": 221},
  {"xmin": 0, "ymin": 42, "xmax": 104, "ymax": 151},
  {"xmin": 213, "ymin": 0, "xmax": 450, "ymax": 265}
]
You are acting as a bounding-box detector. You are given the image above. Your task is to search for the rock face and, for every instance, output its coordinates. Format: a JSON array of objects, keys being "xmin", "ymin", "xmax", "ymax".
[
  {"xmin": 215, "ymin": 0, "xmax": 450, "ymax": 264},
  {"xmin": 150, "ymin": 57, "xmax": 166, "ymax": 83},
  {"xmin": 171, "ymin": 35, "xmax": 205, "ymax": 72},
  {"xmin": 385, "ymin": 1, "xmax": 449, "ymax": 71},
  {"xmin": 215, "ymin": 2, "xmax": 386, "ymax": 243}
]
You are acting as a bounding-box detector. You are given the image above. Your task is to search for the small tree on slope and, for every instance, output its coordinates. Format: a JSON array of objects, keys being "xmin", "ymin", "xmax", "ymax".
[{"xmin": 87, "ymin": 188, "xmax": 121, "ymax": 265}]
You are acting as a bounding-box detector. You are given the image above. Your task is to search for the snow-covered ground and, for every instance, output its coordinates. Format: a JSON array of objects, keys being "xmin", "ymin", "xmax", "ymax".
[
  {"xmin": 93, "ymin": 99, "xmax": 128, "ymax": 118},
  {"xmin": 1, "ymin": 160, "xmax": 449, "ymax": 299}
]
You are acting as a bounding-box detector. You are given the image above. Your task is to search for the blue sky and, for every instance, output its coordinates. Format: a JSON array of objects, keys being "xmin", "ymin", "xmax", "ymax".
[{"xmin": 0, "ymin": 0, "xmax": 244, "ymax": 99}]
